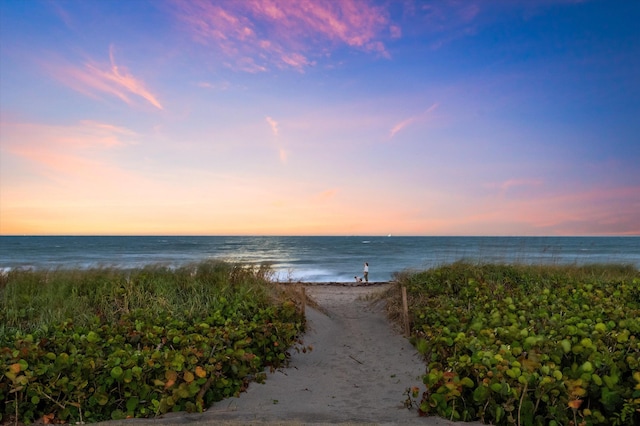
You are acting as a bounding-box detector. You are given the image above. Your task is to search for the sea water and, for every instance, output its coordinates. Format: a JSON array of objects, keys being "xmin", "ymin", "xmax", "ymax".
[{"xmin": 0, "ymin": 236, "xmax": 638, "ymax": 282}]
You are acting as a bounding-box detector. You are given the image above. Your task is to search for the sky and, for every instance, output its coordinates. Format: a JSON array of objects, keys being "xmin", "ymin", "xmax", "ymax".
[{"xmin": 1, "ymin": 0, "xmax": 639, "ymax": 236}]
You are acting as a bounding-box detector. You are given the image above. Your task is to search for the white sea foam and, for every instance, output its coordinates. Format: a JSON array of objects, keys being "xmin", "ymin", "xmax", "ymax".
[{"xmin": 274, "ymin": 267, "xmax": 351, "ymax": 283}]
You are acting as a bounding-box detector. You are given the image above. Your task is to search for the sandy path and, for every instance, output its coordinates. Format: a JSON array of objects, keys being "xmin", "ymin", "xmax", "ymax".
[
  {"xmin": 198, "ymin": 284, "xmax": 474, "ymax": 425},
  {"xmin": 117, "ymin": 284, "xmax": 479, "ymax": 425}
]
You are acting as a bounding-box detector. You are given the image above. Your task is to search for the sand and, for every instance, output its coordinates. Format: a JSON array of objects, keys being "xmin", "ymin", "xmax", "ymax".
[{"xmin": 108, "ymin": 283, "xmax": 480, "ymax": 426}]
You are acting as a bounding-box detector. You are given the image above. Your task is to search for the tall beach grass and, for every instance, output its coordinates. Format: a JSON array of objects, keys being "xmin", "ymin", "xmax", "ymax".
[
  {"xmin": 1, "ymin": 260, "xmax": 306, "ymax": 423},
  {"xmin": 0, "ymin": 260, "xmax": 285, "ymax": 344}
]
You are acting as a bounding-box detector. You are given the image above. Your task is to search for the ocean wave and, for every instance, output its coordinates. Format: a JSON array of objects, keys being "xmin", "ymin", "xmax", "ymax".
[{"xmin": 273, "ymin": 267, "xmax": 352, "ymax": 283}]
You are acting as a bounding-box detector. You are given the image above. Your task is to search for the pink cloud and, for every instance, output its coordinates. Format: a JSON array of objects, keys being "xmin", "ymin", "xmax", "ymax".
[
  {"xmin": 418, "ymin": 2, "xmax": 469, "ymax": 29},
  {"xmin": 278, "ymin": 0, "xmax": 388, "ymax": 49},
  {"xmin": 281, "ymin": 52, "xmax": 312, "ymax": 68},
  {"xmin": 49, "ymin": 1, "xmax": 74, "ymax": 29},
  {"xmin": 390, "ymin": 24, "xmax": 402, "ymax": 39},
  {"xmin": 415, "ymin": 0, "xmax": 591, "ymax": 51},
  {"xmin": 278, "ymin": 148, "xmax": 288, "ymax": 164},
  {"xmin": 471, "ymin": 185, "xmax": 640, "ymax": 235},
  {"xmin": 389, "ymin": 103, "xmax": 439, "ymax": 138},
  {"xmin": 47, "ymin": 45, "xmax": 163, "ymax": 109},
  {"xmin": 316, "ymin": 189, "xmax": 337, "ymax": 201},
  {"xmin": 1, "ymin": 120, "xmax": 137, "ymax": 179},
  {"xmin": 266, "ymin": 116, "xmax": 279, "ymax": 136},
  {"xmin": 484, "ymin": 178, "xmax": 545, "ymax": 197},
  {"xmin": 537, "ymin": 186, "xmax": 640, "ymax": 235},
  {"xmin": 76, "ymin": 120, "xmax": 137, "ymax": 145},
  {"xmin": 410, "ymin": 1, "xmax": 503, "ymax": 50},
  {"xmin": 265, "ymin": 116, "xmax": 290, "ymax": 163},
  {"xmin": 197, "ymin": 80, "xmax": 231, "ymax": 90},
  {"xmin": 458, "ymin": 3, "xmax": 480, "ymax": 22},
  {"xmin": 171, "ymin": 0, "xmax": 393, "ymax": 72},
  {"xmin": 389, "ymin": 117, "xmax": 415, "ymax": 138}
]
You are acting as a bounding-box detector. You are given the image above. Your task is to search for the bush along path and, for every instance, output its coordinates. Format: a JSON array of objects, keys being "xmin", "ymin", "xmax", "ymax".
[
  {"xmin": 0, "ymin": 262, "xmax": 306, "ymax": 424},
  {"xmin": 393, "ymin": 263, "xmax": 640, "ymax": 426}
]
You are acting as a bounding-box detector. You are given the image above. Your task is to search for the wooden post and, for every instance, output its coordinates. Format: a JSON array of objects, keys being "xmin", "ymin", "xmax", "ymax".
[
  {"xmin": 402, "ymin": 285, "xmax": 410, "ymax": 337},
  {"xmin": 300, "ymin": 285, "xmax": 306, "ymax": 315}
]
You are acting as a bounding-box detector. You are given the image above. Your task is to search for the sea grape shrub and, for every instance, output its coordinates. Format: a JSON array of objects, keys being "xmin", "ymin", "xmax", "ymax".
[
  {"xmin": 0, "ymin": 263, "xmax": 305, "ymax": 424},
  {"xmin": 1, "ymin": 306, "xmax": 304, "ymax": 423},
  {"xmin": 401, "ymin": 263, "xmax": 640, "ymax": 425}
]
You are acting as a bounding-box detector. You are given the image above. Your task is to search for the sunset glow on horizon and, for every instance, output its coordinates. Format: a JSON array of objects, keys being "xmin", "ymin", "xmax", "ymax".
[{"xmin": 1, "ymin": 0, "xmax": 639, "ymax": 236}]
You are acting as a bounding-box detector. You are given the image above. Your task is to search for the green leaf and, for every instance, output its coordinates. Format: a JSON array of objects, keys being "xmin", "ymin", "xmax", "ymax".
[
  {"xmin": 416, "ymin": 338, "xmax": 429, "ymax": 354},
  {"xmin": 94, "ymin": 391, "xmax": 109, "ymax": 406},
  {"xmin": 111, "ymin": 366, "xmax": 124, "ymax": 379},
  {"xmin": 460, "ymin": 377, "xmax": 474, "ymax": 388},
  {"xmin": 87, "ymin": 331, "xmax": 101, "ymax": 343},
  {"xmin": 111, "ymin": 409, "xmax": 126, "ymax": 420},
  {"xmin": 126, "ymin": 396, "xmax": 139, "ymax": 413},
  {"xmin": 490, "ymin": 382, "xmax": 502, "ymax": 393},
  {"xmin": 473, "ymin": 386, "xmax": 489, "ymax": 403},
  {"xmin": 600, "ymin": 387, "xmax": 621, "ymax": 412},
  {"xmin": 520, "ymin": 399, "xmax": 535, "ymax": 426}
]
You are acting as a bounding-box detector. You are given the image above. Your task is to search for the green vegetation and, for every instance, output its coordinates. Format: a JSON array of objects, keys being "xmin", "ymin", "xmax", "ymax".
[
  {"xmin": 0, "ymin": 261, "xmax": 306, "ymax": 424},
  {"xmin": 391, "ymin": 262, "xmax": 640, "ymax": 425}
]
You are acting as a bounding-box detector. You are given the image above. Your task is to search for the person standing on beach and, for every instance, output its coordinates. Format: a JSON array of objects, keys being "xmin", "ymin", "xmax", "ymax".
[{"xmin": 363, "ymin": 262, "xmax": 369, "ymax": 282}]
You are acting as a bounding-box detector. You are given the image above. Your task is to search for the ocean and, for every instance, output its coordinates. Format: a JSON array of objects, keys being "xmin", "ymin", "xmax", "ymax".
[{"xmin": 0, "ymin": 236, "xmax": 638, "ymax": 282}]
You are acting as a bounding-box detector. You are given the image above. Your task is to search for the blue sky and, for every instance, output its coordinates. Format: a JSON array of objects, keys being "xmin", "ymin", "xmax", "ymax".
[{"xmin": 1, "ymin": 0, "xmax": 638, "ymax": 235}]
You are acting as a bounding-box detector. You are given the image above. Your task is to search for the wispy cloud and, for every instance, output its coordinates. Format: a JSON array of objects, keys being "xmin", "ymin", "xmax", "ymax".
[
  {"xmin": 389, "ymin": 103, "xmax": 439, "ymax": 138},
  {"xmin": 467, "ymin": 183, "xmax": 640, "ymax": 235},
  {"xmin": 278, "ymin": 148, "xmax": 288, "ymax": 164},
  {"xmin": 197, "ymin": 80, "xmax": 231, "ymax": 90},
  {"xmin": 389, "ymin": 117, "xmax": 415, "ymax": 139},
  {"xmin": 415, "ymin": 0, "xmax": 590, "ymax": 50},
  {"xmin": 266, "ymin": 116, "xmax": 279, "ymax": 136},
  {"xmin": 417, "ymin": 1, "xmax": 480, "ymax": 32},
  {"xmin": 265, "ymin": 116, "xmax": 289, "ymax": 164},
  {"xmin": 171, "ymin": 0, "xmax": 394, "ymax": 72},
  {"xmin": 390, "ymin": 24, "xmax": 402, "ymax": 39},
  {"xmin": 407, "ymin": 1, "xmax": 489, "ymax": 50},
  {"xmin": 2, "ymin": 120, "xmax": 138, "ymax": 179},
  {"xmin": 46, "ymin": 45, "xmax": 163, "ymax": 110},
  {"xmin": 534, "ymin": 186, "xmax": 640, "ymax": 235},
  {"xmin": 49, "ymin": 1, "xmax": 74, "ymax": 29},
  {"xmin": 486, "ymin": 178, "xmax": 545, "ymax": 197},
  {"xmin": 316, "ymin": 189, "xmax": 337, "ymax": 201}
]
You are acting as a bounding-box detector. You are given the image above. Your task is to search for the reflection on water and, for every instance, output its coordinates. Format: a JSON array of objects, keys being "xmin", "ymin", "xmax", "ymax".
[{"xmin": 1, "ymin": 236, "xmax": 638, "ymax": 282}]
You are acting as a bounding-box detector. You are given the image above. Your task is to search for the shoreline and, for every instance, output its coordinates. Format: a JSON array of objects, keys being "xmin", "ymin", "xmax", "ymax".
[{"xmin": 281, "ymin": 281, "xmax": 392, "ymax": 287}]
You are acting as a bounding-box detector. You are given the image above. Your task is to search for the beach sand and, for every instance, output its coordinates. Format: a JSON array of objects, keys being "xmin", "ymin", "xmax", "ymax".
[{"xmin": 108, "ymin": 283, "xmax": 480, "ymax": 426}]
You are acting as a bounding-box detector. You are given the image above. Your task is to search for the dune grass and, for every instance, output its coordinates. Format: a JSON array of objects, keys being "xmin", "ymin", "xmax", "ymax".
[
  {"xmin": 1, "ymin": 261, "xmax": 306, "ymax": 424},
  {"xmin": 0, "ymin": 261, "xmax": 282, "ymax": 342}
]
